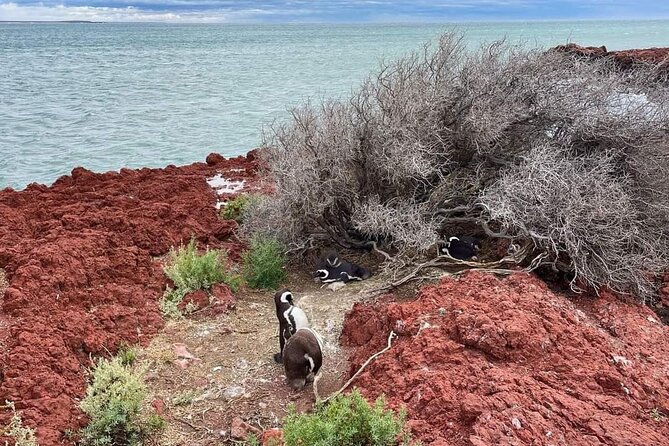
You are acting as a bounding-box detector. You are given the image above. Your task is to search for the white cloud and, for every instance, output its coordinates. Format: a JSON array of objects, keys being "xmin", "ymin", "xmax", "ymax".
[{"xmin": 0, "ymin": 2, "xmax": 289, "ymax": 21}]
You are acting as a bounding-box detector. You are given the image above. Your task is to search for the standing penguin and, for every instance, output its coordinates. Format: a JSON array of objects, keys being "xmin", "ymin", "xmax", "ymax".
[
  {"xmin": 313, "ymin": 251, "xmax": 371, "ymax": 283},
  {"xmin": 440, "ymin": 236, "xmax": 481, "ymax": 260},
  {"xmin": 282, "ymin": 328, "xmax": 323, "ymax": 391},
  {"xmin": 273, "ymin": 289, "xmax": 310, "ymax": 363}
]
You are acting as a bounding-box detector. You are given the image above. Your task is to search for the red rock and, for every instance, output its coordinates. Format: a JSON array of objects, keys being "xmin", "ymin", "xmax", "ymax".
[
  {"xmin": 151, "ymin": 398, "xmax": 166, "ymax": 416},
  {"xmin": 262, "ymin": 428, "xmax": 284, "ymax": 446},
  {"xmin": 177, "ymin": 289, "xmax": 209, "ymax": 313},
  {"xmin": 554, "ymin": 43, "xmax": 669, "ymax": 72},
  {"xmin": 0, "ymin": 154, "xmax": 265, "ymax": 445},
  {"xmin": 230, "ymin": 417, "xmax": 262, "ymax": 440},
  {"xmin": 342, "ymin": 271, "xmax": 669, "ymax": 446},
  {"xmin": 206, "ymin": 152, "xmax": 226, "ymax": 165}
]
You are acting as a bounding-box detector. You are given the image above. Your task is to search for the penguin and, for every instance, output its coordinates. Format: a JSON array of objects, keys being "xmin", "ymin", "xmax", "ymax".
[
  {"xmin": 440, "ymin": 236, "xmax": 481, "ymax": 260},
  {"xmin": 282, "ymin": 327, "xmax": 323, "ymax": 391},
  {"xmin": 273, "ymin": 289, "xmax": 310, "ymax": 363},
  {"xmin": 312, "ymin": 251, "xmax": 371, "ymax": 283}
]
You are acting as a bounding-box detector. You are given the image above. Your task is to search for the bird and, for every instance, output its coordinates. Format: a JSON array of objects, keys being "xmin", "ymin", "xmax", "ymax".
[
  {"xmin": 312, "ymin": 251, "xmax": 371, "ymax": 283},
  {"xmin": 440, "ymin": 236, "xmax": 481, "ymax": 260}
]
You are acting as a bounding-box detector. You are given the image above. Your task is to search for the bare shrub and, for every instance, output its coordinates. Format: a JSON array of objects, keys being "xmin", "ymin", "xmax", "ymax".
[
  {"xmin": 479, "ymin": 144, "xmax": 666, "ymax": 297},
  {"xmin": 244, "ymin": 33, "xmax": 669, "ymax": 300}
]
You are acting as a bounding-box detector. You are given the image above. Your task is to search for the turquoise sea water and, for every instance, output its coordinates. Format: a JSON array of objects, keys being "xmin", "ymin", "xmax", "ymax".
[{"xmin": 1, "ymin": 21, "xmax": 668, "ymax": 189}]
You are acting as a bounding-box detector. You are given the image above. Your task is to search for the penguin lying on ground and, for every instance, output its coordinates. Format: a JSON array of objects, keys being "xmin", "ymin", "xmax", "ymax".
[
  {"xmin": 440, "ymin": 236, "xmax": 481, "ymax": 260},
  {"xmin": 312, "ymin": 251, "xmax": 371, "ymax": 283},
  {"xmin": 273, "ymin": 289, "xmax": 310, "ymax": 363},
  {"xmin": 282, "ymin": 327, "xmax": 323, "ymax": 391}
]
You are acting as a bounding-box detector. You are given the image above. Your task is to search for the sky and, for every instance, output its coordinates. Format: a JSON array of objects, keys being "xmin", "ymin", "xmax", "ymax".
[{"xmin": 1, "ymin": 0, "xmax": 668, "ymax": 23}]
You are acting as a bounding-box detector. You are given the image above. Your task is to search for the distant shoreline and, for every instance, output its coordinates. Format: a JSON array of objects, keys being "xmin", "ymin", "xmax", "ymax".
[{"xmin": 0, "ymin": 20, "xmax": 99, "ymax": 23}]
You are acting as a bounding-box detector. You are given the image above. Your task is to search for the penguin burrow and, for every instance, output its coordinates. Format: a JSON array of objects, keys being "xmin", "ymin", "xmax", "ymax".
[
  {"xmin": 312, "ymin": 251, "xmax": 371, "ymax": 283},
  {"xmin": 273, "ymin": 289, "xmax": 310, "ymax": 363},
  {"xmin": 282, "ymin": 327, "xmax": 323, "ymax": 391}
]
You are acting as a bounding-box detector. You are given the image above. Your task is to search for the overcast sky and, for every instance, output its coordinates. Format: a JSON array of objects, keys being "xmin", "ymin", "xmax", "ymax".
[{"xmin": 1, "ymin": 0, "xmax": 668, "ymax": 23}]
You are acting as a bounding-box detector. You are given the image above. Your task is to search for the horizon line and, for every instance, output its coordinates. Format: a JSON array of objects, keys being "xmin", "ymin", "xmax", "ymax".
[{"xmin": 3, "ymin": 17, "xmax": 669, "ymax": 24}]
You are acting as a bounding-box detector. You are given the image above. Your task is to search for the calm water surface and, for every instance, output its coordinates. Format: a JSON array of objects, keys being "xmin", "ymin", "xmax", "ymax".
[{"xmin": 1, "ymin": 21, "xmax": 668, "ymax": 189}]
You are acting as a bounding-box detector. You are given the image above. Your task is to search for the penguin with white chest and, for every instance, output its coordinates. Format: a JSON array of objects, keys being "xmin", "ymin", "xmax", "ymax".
[
  {"xmin": 273, "ymin": 289, "xmax": 310, "ymax": 363},
  {"xmin": 312, "ymin": 251, "xmax": 371, "ymax": 283},
  {"xmin": 440, "ymin": 236, "xmax": 481, "ymax": 260},
  {"xmin": 282, "ymin": 327, "xmax": 323, "ymax": 391}
]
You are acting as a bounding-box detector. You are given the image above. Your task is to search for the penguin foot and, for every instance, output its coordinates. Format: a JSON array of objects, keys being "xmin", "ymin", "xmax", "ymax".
[{"xmin": 273, "ymin": 352, "xmax": 283, "ymax": 363}]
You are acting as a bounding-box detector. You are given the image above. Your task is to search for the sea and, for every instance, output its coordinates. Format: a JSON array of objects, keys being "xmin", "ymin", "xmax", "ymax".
[{"xmin": 1, "ymin": 20, "xmax": 668, "ymax": 190}]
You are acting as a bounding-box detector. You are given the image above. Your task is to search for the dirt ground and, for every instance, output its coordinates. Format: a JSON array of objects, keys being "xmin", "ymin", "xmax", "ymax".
[{"xmin": 136, "ymin": 267, "xmax": 394, "ymax": 445}]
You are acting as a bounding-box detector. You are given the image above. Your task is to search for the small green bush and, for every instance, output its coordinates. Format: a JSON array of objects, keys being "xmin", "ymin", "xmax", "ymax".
[
  {"xmin": 242, "ymin": 236, "xmax": 287, "ymax": 290},
  {"xmin": 282, "ymin": 390, "xmax": 412, "ymax": 446},
  {"xmin": 1, "ymin": 401, "xmax": 38, "ymax": 446},
  {"xmin": 221, "ymin": 194, "xmax": 261, "ymax": 223},
  {"xmin": 161, "ymin": 238, "xmax": 241, "ymax": 318},
  {"xmin": 79, "ymin": 356, "xmax": 163, "ymax": 446},
  {"xmin": 164, "ymin": 239, "xmax": 229, "ymax": 291}
]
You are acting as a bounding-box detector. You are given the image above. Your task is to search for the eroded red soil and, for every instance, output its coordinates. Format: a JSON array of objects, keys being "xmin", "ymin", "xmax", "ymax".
[
  {"xmin": 0, "ymin": 152, "xmax": 261, "ymax": 445},
  {"xmin": 342, "ymin": 271, "xmax": 669, "ymax": 446},
  {"xmin": 555, "ymin": 43, "xmax": 669, "ymax": 72}
]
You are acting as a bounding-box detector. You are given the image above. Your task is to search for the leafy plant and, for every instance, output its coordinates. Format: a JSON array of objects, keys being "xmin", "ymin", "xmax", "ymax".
[
  {"xmin": 282, "ymin": 390, "xmax": 413, "ymax": 446},
  {"xmin": 221, "ymin": 194, "xmax": 261, "ymax": 223},
  {"xmin": 242, "ymin": 236, "xmax": 287, "ymax": 290},
  {"xmin": 117, "ymin": 344, "xmax": 137, "ymax": 366},
  {"xmin": 1, "ymin": 401, "xmax": 38, "ymax": 446},
  {"xmin": 164, "ymin": 238, "xmax": 229, "ymax": 291},
  {"xmin": 79, "ymin": 356, "xmax": 163, "ymax": 446},
  {"xmin": 158, "ymin": 287, "xmax": 188, "ymax": 320},
  {"xmin": 160, "ymin": 238, "xmax": 240, "ymax": 318}
]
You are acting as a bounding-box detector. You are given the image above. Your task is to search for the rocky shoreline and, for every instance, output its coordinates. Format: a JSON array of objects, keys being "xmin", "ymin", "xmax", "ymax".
[{"xmin": 0, "ymin": 152, "xmax": 262, "ymax": 444}]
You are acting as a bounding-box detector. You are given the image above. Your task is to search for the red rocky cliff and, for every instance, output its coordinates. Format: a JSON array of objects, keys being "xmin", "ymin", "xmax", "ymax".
[
  {"xmin": 0, "ymin": 153, "xmax": 261, "ymax": 445},
  {"xmin": 342, "ymin": 271, "xmax": 669, "ymax": 446},
  {"xmin": 555, "ymin": 43, "xmax": 669, "ymax": 72}
]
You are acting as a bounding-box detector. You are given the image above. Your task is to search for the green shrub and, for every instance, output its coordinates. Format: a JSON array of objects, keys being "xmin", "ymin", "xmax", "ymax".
[
  {"xmin": 161, "ymin": 239, "xmax": 241, "ymax": 318},
  {"xmin": 282, "ymin": 390, "xmax": 412, "ymax": 446},
  {"xmin": 242, "ymin": 236, "xmax": 287, "ymax": 289},
  {"xmin": 1, "ymin": 401, "xmax": 38, "ymax": 446},
  {"xmin": 159, "ymin": 287, "xmax": 188, "ymax": 320},
  {"xmin": 221, "ymin": 194, "xmax": 261, "ymax": 223},
  {"xmin": 117, "ymin": 345, "xmax": 137, "ymax": 367},
  {"xmin": 79, "ymin": 356, "xmax": 163, "ymax": 446},
  {"xmin": 164, "ymin": 239, "xmax": 229, "ymax": 291}
]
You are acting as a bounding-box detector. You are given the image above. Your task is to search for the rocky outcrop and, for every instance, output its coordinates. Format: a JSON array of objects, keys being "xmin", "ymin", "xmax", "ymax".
[
  {"xmin": 555, "ymin": 43, "xmax": 669, "ymax": 72},
  {"xmin": 342, "ymin": 271, "xmax": 669, "ymax": 446},
  {"xmin": 0, "ymin": 153, "xmax": 261, "ymax": 445}
]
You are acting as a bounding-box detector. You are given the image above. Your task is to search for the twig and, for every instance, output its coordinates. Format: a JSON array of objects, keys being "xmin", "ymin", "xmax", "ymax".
[
  {"xmin": 315, "ymin": 330, "xmax": 397, "ymax": 404},
  {"xmin": 364, "ymin": 244, "xmax": 541, "ymax": 298},
  {"xmin": 366, "ymin": 240, "xmax": 393, "ymax": 262},
  {"xmin": 174, "ymin": 417, "xmax": 200, "ymax": 431}
]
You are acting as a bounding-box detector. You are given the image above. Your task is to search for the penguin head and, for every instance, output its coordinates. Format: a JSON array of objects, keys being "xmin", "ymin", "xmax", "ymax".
[
  {"xmin": 274, "ymin": 289, "xmax": 294, "ymax": 309},
  {"xmin": 312, "ymin": 269, "xmax": 329, "ymax": 279},
  {"xmin": 324, "ymin": 251, "xmax": 342, "ymax": 268}
]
